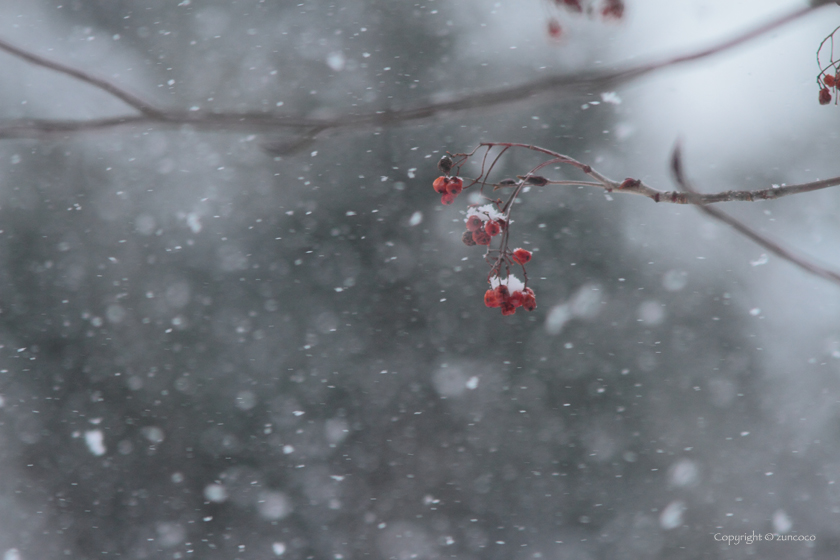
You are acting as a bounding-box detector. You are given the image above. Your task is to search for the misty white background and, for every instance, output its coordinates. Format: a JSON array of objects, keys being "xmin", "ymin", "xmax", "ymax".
[{"xmin": 0, "ymin": 1, "xmax": 838, "ymax": 559}]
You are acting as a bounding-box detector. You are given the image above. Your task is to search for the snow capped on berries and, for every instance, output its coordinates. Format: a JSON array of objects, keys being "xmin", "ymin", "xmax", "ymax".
[
  {"xmin": 490, "ymin": 274, "xmax": 525, "ymax": 293},
  {"xmin": 511, "ymin": 248, "xmax": 532, "ymax": 265},
  {"xmin": 465, "ymin": 204, "xmax": 503, "ymax": 222},
  {"xmin": 485, "ymin": 275, "xmax": 537, "ymax": 316}
]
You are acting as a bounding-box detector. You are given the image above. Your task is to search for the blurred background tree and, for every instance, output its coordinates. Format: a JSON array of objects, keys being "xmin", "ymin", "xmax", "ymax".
[{"xmin": 0, "ymin": 1, "xmax": 838, "ymax": 559}]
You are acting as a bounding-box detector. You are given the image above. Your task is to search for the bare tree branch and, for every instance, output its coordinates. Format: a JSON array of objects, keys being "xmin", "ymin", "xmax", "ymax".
[
  {"xmin": 670, "ymin": 143, "xmax": 840, "ymax": 287},
  {"xmin": 458, "ymin": 142, "xmax": 840, "ymax": 206},
  {"xmin": 0, "ymin": 36, "xmax": 165, "ymax": 119},
  {"xmin": 0, "ymin": 3, "xmax": 822, "ymax": 141}
]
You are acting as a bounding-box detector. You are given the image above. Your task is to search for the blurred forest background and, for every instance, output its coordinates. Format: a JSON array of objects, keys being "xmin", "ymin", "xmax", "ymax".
[{"xmin": 0, "ymin": 0, "xmax": 839, "ymax": 559}]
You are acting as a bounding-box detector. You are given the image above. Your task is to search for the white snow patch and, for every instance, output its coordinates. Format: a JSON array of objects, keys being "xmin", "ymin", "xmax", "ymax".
[
  {"xmin": 85, "ymin": 430, "xmax": 106, "ymax": 456},
  {"xmin": 600, "ymin": 91, "xmax": 622, "ymax": 104},
  {"xmin": 272, "ymin": 542, "xmax": 287, "ymax": 556},
  {"xmin": 750, "ymin": 253, "xmax": 769, "ymax": 266},
  {"xmin": 659, "ymin": 500, "xmax": 686, "ymax": 530},
  {"xmin": 466, "ymin": 204, "xmax": 503, "ymax": 222},
  {"xmin": 203, "ymin": 483, "xmax": 228, "ymax": 503},
  {"xmin": 186, "ymin": 212, "xmax": 202, "ymax": 233},
  {"xmin": 257, "ymin": 490, "xmax": 292, "ymax": 520},
  {"xmin": 326, "ymin": 52, "xmax": 345, "ymax": 71},
  {"xmin": 489, "ymin": 274, "xmax": 524, "ymax": 293},
  {"xmin": 772, "ymin": 509, "xmax": 792, "ymax": 533}
]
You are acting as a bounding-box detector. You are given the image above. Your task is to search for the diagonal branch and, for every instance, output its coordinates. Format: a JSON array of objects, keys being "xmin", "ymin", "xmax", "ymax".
[
  {"xmin": 670, "ymin": 143, "xmax": 840, "ymax": 287},
  {"xmin": 0, "ymin": 2, "xmax": 825, "ymax": 141},
  {"xmin": 0, "ymin": 37, "xmax": 165, "ymax": 119}
]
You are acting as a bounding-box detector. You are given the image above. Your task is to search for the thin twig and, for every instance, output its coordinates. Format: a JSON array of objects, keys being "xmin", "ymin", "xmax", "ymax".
[
  {"xmin": 0, "ymin": 37, "xmax": 164, "ymax": 119},
  {"xmin": 670, "ymin": 143, "xmax": 840, "ymax": 287},
  {"xmin": 0, "ymin": 3, "xmax": 824, "ymax": 141},
  {"xmin": 461, "ymin": 142, "xmax": 840, "ymax": 205}
]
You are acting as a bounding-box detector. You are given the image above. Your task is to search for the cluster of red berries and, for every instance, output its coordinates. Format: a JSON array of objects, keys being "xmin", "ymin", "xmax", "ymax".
[
  {"xmin": 819, "ymin": 72, "xmax": 838, "ymax": 105},
  {"xmin": 484, "ymin": 276, "xmax": 537, "ymax": 316},
  {"xmin": 461, "ymin": 208, "xmax": 506, "ymax": 247},
  {"xmin": 431, "ymin": 166, "xmax": 537, "ymax": 317},
  {"xmin": 433, "ymin": 176, "xmax": 464, "ymax": 205},
  {"xmin": 546, "ymin": 0, "xmax": 624, "ymax": 39}
]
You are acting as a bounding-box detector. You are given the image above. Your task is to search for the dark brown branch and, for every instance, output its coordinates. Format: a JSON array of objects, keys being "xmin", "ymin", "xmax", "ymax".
[
  {"xmin": 0, "ymin": 3, "xmax": 823, "ymax": 141},
  {"xmin": 670, "ymin": 143, "xmax": 840, "ymax": 287}
]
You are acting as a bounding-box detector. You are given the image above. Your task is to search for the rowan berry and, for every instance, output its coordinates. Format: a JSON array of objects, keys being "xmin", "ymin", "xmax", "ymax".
[
  {"xmin": 547, "ymin": 18, "xmax": 562, "ymax": 39},
  {"xmin": 484, "ymin": 220, "xmax": 501, "ymax": 237},
  {"xmin": 446, "ymin": 177, "xmax": 464, "ymax": 195},
  {"xmin": 494, "ymin": 284, "xmax": 510, "ymax": 301},
  {"xmin": 441, "ymin": 193, "xmax": 456, "ymax": 205},
  {"xmin": 511, "ymin": 248, "xmax": 532, "ymax": 265},
  {"xmin": 462, "ymin": 230, "xmax": 477, "ymax": 246},
  {"xmin": 820, "ymin": 87, "xmax": 832, "ymax": 105},
  {"xmin": 509, "ymin": 291, "xmax": 524, "ymax": 308},
  {"xmin": 433, "ymin": 176, "xmax": 448, "ymax": 194},
  {"xmin": 500, "ymin": 301, "xmax": 516, "ymax": 316},
  {"xmin": 472, "ymin": 230, "xmax": 491, "ymax": 245},
  {"xmin": 601, "ymin": 0, "xmax": 624, "ymax": 19},
  {"xmin": 484, "ymin": 289, "xmax": 501, "ymax": 308},
  {"xmin": 562, "ymin": 0, "xmax": 583, "ymax": 13},
  {"xmin": 466, "ymin": 215, "xmax": 484, "ymax": 232},
  {"xmin": 825, "ymin": 74, "xmax": 836, "ymax": 88},
  {"xmin": 522, "ymin": 291, "xmax": 537, "ymax": 311}
]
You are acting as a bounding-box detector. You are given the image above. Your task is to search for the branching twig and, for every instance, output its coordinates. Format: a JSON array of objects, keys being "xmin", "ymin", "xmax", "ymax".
[
  {"xmin": 670, "ymin": 143, "xmax": 840, "ymax": 287},
  {"xmin": 0, "ymin": 3, "xmax": 823, "ymax": 142},
  {"xmin": 446, "ymin": 141, "xmax": 840, "ymax": 290},
  {"xmin": 460, "ymin": 142, "xmax": 840, "ymax": 205}
]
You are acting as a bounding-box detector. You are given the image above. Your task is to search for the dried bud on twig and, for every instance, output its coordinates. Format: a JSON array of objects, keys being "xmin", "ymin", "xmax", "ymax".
[
  {"xmin": 438, "ymin": 155, "xmax": 454, "ymax": 175},
  {"xmin": 518, "ymin": 175, "xmax": 549, "ymax": 186}
]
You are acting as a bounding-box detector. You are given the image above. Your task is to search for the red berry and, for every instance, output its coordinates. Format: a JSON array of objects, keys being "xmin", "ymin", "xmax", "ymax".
[
  {"xmin": 500, "ymin": 301, "xmax": 516, "ymax": 316},
  {"xmin": 820, "ymin": 87, "xmax": 832, "ymax": 105},
  {"xmin": 461, "ymin": 230, "xmax": 477, "ymax": 246},
  {"xmin": 601, "ymin": 0, "xmax": 624, "ymax": 20},
  {"xmin": 825, "ymin": 74, "xmax": 836, "ymax": 88},
  {"xmin": 484, "ymin": 220, "xmax": 501, "ymax": 237},
  {"xmin": 466, "ymin": 215, "xmax": 484, "ymax": 232},
  {"xmin": 494, "ymin": 284, "xmax": 510, "ymax": 301},
  {"xmin": 441, "ymin": 193, "xmax": 456, "ymax": 205},
  {"xmin": 472, "ymin": 230, "xmax": 491, "ymax": 245},
  {"xmin": 522, "ymin": 293, "xmax": 537, "ymax": 311},
  {"xmin": 512, "ymin": 248, "xmax": 532, "ymax": 265},
  {"xmin": 509, "ymin": 291, "xmax": 524, "ymax": 308},
  {"xmin": 433, "ymin": 176, "xmax": 448, "ymax": 194},
  {"xmin": 547, "ymin": 18, "xmax": 562, "ymax": 39},
  {"xmin": 484, "ymin": 289, "xmax": 501, "ymax": 308},
  {"xmin": 497, "ymin": 219, "xmax": 507, "ymax": 230},
  {"xmin": 447, "ymin": 177, "xmax": 463, "ymax": 194},
  {"xmin": 562, "ymin": 0, "xmax": 583, "ymax": 12}
]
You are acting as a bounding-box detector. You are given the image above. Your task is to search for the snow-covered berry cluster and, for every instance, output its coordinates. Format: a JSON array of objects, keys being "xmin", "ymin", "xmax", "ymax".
[
  {"xmin": 544, "ymin": 0, "xmax": 625, "ymax": 40},
  {"xmin": 432, "ymin": 154, "xmax": 538, "ymax": 317},
  {"xmin": 461, "ymin": 204, "xmax": 506, "ymax": 246},
  {"xmin": 484, "ymin": 275, "xmax": 537, "ymax": 316}
]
